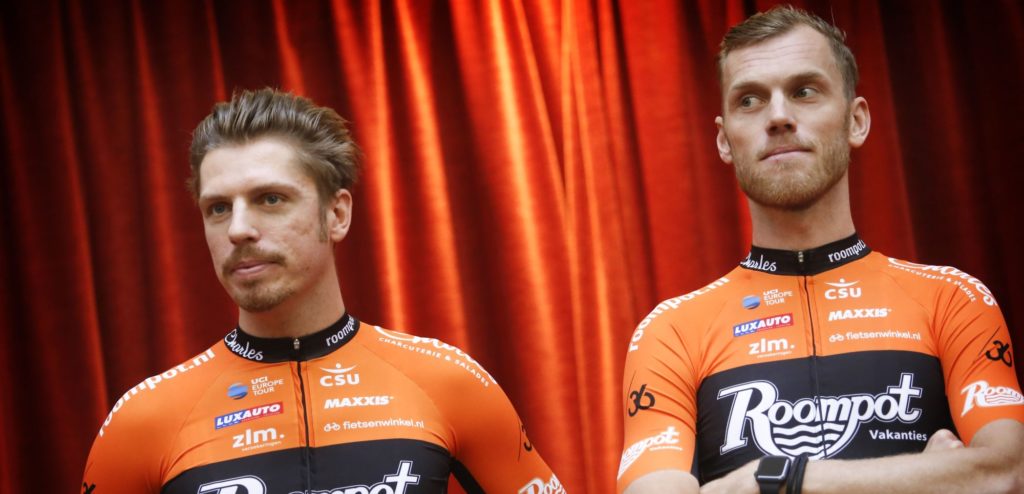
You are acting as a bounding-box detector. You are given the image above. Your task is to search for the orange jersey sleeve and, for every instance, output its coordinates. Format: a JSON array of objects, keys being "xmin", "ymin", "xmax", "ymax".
[
  {"xmin": 893, "ymin": 260, "xmax": 1024, "ymax": 442},
  {"xmin": 617, "ymin": 292, "xmax": 713, "ymax": 491}
]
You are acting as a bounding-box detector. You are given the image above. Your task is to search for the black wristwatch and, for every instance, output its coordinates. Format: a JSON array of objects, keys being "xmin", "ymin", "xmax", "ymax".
[{"xmin": 754, "ymin": 455, "xmax": 791, "ymax": 494}]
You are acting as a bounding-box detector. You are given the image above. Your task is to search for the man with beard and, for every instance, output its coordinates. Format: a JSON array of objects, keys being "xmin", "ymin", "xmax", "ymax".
[
  {"xmin": 618, "ymin": 6, "xmax": 1024, "ymax": 494},
  {"xmin": 82, "ymin": 89, "xmax": 563, "ymax": 494}
]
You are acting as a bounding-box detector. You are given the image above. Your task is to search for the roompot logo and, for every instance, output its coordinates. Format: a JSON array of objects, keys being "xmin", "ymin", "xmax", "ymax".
[{"xmin": 717, "ymin": 373, "xmax": 923, "ymax": 459}]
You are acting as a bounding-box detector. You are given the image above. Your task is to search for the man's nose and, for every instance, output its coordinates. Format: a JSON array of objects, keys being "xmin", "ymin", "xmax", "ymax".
[
  {"xmin": 766, "ymin": 95, "xmax": 796, "ymax": 135},
  {"xmin": 227, "ymin": 201, "xmax": 259, "ymax": 244}
]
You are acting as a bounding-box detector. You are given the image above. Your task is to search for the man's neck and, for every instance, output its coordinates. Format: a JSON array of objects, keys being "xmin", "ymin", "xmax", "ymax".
[
  {"xmin": 748, "ymin": 174, "xmax": 856, "ymax": 251},
  {"xmin": 237, "ymin": 278, "xmax": 346, "ymax": 339}
]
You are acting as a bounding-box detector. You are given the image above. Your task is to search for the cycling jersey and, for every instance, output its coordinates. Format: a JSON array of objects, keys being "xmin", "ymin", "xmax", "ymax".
[
  {"xmin": 617, "ymin": 234, "xmax": 1024, "ymax": 490},
  {"xmin": 83, "ymin": 314, "xmax": 564, "ymax": 494}
]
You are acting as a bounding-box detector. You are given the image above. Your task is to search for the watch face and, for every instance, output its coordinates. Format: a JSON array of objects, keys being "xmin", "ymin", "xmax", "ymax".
[{"xmin": 756, "ymin": 456, "xmax": 790, "ymax": 481}]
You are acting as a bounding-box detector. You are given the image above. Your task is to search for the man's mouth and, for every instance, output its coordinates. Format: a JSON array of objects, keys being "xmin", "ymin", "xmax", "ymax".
[{"xmin": 760, "ymin": 145, "xmax": 810, "ymax": 161}]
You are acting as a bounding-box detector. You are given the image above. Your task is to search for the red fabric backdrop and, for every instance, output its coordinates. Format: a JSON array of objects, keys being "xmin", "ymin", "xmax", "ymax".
[{"xmin": 1, "ymin": 1, "xmax": 1022, "ymax": 492}]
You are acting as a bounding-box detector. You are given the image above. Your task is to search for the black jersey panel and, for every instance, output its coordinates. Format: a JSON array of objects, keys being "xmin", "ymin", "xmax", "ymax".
[
  {"xmin": 695, "ymin": 351, "xmax": 955, "ymax": 483},
  {"xmin": 162, "ymin": 439, "xmax": 452, "ymax": 494}
]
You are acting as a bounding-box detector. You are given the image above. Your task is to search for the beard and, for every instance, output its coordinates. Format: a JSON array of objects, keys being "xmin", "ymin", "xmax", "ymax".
[
  {"xmin": 221, "ymin": 244, "xmax": 292, "ymax": 312},
  {"xmin": 232, "ymin": 282, "xmax": 295, "ymax": 312},
  {"xmin": 731, "ymin": 123, "xmax": 851, "ymax": 211}
]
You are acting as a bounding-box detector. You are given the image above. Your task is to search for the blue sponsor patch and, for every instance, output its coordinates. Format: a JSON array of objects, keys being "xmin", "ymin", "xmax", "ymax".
[
  {"xmin": 742, "ymin": 295, "xmax": 760, "ymax": 310},
  {"xmin": 227, "ymin": 382, "xmax": 248, "ymax": 400}
]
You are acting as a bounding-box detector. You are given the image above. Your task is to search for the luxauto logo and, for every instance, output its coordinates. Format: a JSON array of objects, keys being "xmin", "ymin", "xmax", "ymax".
[
  {"xmin": 214, "ymin": 402, "xmax": 283, "ymax": 429},
  {"xmin": 733, "ymin": 314, "xmax": 793, "ymax": 337}
]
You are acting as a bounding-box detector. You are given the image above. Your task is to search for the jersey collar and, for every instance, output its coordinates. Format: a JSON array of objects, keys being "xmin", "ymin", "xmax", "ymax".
[
  {"xmin": 222, "ymin": 313, "xmax": 360, "ymax": 363},
  {"xmin": 740, "ymin": 233, "xmax": 870, "ymax": 276}
]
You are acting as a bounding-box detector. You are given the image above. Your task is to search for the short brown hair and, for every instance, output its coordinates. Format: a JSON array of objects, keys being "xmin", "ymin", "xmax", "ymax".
[
  {"xmin": 718, "ymin": 5, "xmax": 859, "ymax": 100},
  {"xmin": 188, "ymin": 88, "xmax": 361, "ymax": 203}
]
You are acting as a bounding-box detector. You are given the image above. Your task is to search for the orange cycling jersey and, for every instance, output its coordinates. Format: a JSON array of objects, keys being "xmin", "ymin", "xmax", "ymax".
[
  {"xmin": 618, "ymin": 234, "xmax": 1024, "ymax": 490},
  {"xmin": 83, "ymin": 314, "xmax": 564, "ymax": 494}
]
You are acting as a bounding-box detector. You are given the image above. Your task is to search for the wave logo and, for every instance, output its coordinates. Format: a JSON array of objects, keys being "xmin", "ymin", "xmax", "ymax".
[
  {"xmin": 718, "ymin": 373, "xmax": 923, "ymax": 459},
  {"xmin": 961, "ymin": 380, "xmax": 1024, "ymax": 416}
]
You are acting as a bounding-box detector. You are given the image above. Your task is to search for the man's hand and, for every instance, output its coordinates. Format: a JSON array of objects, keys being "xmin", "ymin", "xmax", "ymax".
[{"xmin": 698, "ymin": 458, "xmax": 759, "ymax": 494}]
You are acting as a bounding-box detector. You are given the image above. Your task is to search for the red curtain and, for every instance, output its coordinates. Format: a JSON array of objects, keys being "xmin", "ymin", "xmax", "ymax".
[{"xmin": 2, "ymin": 1, "xmax": 1023, "ymax": 492}]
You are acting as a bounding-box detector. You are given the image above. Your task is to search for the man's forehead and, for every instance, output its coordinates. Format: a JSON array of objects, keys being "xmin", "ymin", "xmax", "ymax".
[
  {"xmin": 722, "ymin": 26, "xmax": 836, "ymax": 89},
  {"xmin": 198, "ymin": 138, "xmax": 309, "ymax": 197}
]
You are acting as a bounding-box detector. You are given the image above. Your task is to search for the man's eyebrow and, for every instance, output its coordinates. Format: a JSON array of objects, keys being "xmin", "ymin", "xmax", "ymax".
[
  {"xmin": 727, "ymin": 70, "xmax": 830, "ymax": 95},
  {"xmin": 198, "ymin": 181, "xmax": 302, "ymax": 205}
]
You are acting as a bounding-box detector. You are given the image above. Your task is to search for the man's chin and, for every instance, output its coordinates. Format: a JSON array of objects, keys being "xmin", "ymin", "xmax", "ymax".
[{"xmin": 231, "ymin": 287, "xmax": 292, "ymax": 313}]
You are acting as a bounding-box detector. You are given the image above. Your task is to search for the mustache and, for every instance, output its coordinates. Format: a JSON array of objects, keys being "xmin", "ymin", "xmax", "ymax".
[{"xmin": 222, "ymin": 245, "xmax": 286, "ymax": 277}]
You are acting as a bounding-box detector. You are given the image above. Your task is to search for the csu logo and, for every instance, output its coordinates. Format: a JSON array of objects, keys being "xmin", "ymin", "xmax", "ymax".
[
  {"xmin": 824, "ymin": 279, "xmax": 862, "ymax": 300},
  {"xmin": 198, "ymin": 476, "xmax": 266, "ymax": 494},
  {"xmin": 319, "ymin": 363, "xmax": 361, "ymax": 387}
]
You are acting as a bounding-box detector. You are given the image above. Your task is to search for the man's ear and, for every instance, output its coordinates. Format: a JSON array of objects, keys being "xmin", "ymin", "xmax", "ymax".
[
  {"xmin": 848, "ymin": 96, "xmax": 871, "ymax": 149},
  {"xmin": 327, "ymin": 189, "xmax": 352, "ymax": 243},
  {"xmin": 716, "ymin": 116, "xmax": 734, "ymax": 164}
]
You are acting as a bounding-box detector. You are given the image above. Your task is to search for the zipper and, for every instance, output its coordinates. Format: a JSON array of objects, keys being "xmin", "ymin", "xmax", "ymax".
[
  {"xmin": 800, "ymin": 273, "xmax": 826, "ymax": 458},
  {"xmin": 295, "ymin": 339, "xmax": 313, "ymax": 492}
]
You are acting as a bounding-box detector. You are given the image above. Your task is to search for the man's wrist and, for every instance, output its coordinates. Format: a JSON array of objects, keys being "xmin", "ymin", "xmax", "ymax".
[{"xmin": 754, "ymin": 456, "xmax": 791, "ymax": 494}]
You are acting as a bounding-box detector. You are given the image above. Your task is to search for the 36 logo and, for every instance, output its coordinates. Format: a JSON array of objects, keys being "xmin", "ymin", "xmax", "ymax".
[
  {"xmin": 985, "ymin": 340, "xmax": 1013, "ymax": 367},
  {"xmin": 628, "ymin": 384, "xmax": 656, "ymax": 417},
  {"xmin": 198, "ymin": 476, "xmax": 266, "ymax": 494}
]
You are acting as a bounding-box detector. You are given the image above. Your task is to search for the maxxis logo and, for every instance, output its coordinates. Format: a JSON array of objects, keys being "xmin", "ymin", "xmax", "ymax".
[{"xmin": 717, "ymin": 373, "xmax": 923, "ymax": 459}]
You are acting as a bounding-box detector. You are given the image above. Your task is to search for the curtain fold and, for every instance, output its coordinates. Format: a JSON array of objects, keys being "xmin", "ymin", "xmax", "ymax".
[{"xmin": 1, "ymin": 1, "xmax": 1022, "ymax": 492}]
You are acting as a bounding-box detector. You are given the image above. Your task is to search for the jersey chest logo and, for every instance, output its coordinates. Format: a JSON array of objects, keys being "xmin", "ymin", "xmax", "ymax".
[{"xmin": 717, "ymin": 373, "xmax": 923, "ymax": 459}]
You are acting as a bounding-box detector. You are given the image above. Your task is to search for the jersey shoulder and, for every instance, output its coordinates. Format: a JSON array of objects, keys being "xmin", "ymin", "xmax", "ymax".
[
  {"xmin": 871, "ymin": 252, "xmax": 1000, "ymax": 308},
  {"xmin": 95, "ymin": 343, "xmax": 231, "ymax": 439},
  {"xmin": 361, "ymin": 324, "xmax": 500, "ymax": 392},
  {"xmin": 627, "ymin": 268, "xmax": 743, "ymax": 353}
]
